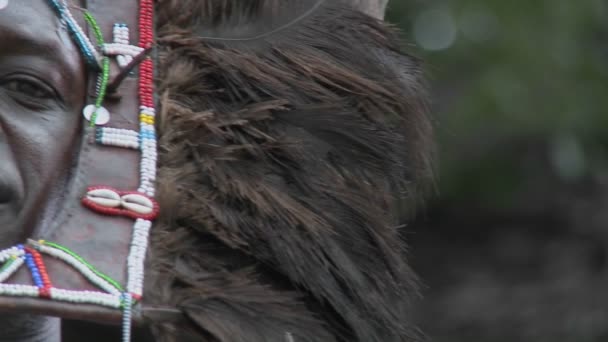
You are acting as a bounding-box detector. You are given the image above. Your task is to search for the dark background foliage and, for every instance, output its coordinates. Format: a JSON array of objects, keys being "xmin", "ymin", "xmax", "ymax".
[{"xmin": 386, "ymin": 1, "xmax": 608, "ymax": 341}]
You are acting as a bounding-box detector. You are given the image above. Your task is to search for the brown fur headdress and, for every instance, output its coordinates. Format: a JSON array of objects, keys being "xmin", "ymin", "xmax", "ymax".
[{"xmin": 145, "ymin": 0, "xmax": 432, "ymax": 341}]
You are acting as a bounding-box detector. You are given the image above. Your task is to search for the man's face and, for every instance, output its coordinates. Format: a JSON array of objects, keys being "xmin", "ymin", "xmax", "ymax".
[{"xmin": 0, "ymin": 0, "xmax": 86, "ymax": 245}]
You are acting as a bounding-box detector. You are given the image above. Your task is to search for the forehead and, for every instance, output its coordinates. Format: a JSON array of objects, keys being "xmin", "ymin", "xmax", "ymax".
[
  {"xmin": 0, "ymin": 0, "xmax": 84, "ymax": 78},
  {"xmin": 0, "ymin": 0, "xmax": 79, "ymax": 47},
  {"xmin": 0, "ymin": 0, "xmax": 59, "ymax": 35}
]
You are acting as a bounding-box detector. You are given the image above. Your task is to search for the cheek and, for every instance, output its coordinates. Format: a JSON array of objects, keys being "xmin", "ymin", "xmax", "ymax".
[
  {"xmin": 31, "ymin": 113, "xmax": 82, "ymax": 177},
  {"xmin": 5, "ymin": 108, "xmax": 82, "ymax": 192}
]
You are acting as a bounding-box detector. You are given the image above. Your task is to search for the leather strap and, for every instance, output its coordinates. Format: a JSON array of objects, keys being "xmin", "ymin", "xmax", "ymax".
[{"xmin": 0, "ymin": 0, "xmax": 160, "ymax": 326}]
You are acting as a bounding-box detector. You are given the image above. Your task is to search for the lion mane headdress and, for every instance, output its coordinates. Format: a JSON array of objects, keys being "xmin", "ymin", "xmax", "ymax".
[{"xmin": 0, "ymin": 1, "xmax": 432, "ymax": 341}]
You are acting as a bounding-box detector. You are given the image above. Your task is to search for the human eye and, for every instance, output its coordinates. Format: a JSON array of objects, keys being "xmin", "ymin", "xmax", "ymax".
[
  {"xmin": 1, "ymin": 76, "xmax": 55, "ymax": 99},
  {"xmin": 0, "ymin": 74, "xmax": 62, "ymax": 109}
]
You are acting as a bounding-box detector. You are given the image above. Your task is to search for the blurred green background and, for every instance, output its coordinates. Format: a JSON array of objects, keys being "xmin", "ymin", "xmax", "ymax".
[{"xmin": 387, "ymin": 1, "xmax": 608, "ymax": 341}]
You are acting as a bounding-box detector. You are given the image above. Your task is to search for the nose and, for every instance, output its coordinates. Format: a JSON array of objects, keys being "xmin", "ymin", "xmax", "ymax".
[
  {"xmin": 0, "ymin": 102, "xmax": 9, "ymax": 144},
  {"xmin": 0, "ymin": 152, "xmax": 16, "ymax": 204},
  {"xmin": 0, "ymin": 121, "xmax": 17, "ymax": 204}
]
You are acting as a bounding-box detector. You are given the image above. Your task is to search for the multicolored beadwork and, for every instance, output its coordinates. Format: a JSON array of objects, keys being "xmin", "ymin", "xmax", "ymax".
[
  {"xmin": 35, "ymin": 240, "xmax": 123, "ymax": 296},
  {"xmin": 79, "ymin": 0, "xmax": 159, "ymax": 300},
  {"xmin": 83, "ymin": 10, "xmax": 112, "ymax": 126},
  {"xmin": 45, "ymin": 0, "xmax": 101, "ymax": 69},
  {"xmin": 0, "ymin": 2, "xmax": 160, "ymax": 341},
  {"xmin": 0, "ymin": 241, "xmax": 123, "ymax": 308},
  {"xmin": 24, "ymin": 247, "xmax": 52, "ymax": 298}
]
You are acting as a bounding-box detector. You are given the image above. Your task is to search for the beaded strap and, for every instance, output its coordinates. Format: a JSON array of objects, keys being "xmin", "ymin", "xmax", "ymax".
[
  {"xmin": 0, "ymin": 242, "xmax": 125, "ymax": 308},
  {"xmin": 119, "ymin": 3, "xmax": 157, "ymax": 337},
  {"xmin": 46, "ymin": 0, "xmax": 101, "ymax": 69},
  {"xmin": 95, "ymin": 128, "xmax": 141, "ymax": 149},
  {"xmin": 83, "ymin": 11, "xmax": 112, "ymax": 126}
]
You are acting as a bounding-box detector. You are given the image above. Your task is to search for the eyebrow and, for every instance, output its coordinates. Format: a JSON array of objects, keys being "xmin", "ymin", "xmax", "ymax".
[{"xmin": 0, "ymin": 24, "xmax": 69, "ymax": 64}]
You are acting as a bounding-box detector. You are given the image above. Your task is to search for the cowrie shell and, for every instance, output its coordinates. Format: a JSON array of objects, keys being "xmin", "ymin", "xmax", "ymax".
[
  {"xmin": 83, "ymin": 104, "xmax": 110, "ymax": 125},
  {"xmin": 86, "ymin": 188, "xmax": 121, "ymax": 208},
  {"xmin": 121, "ymin": 194, "xmax": 154, "ymax": 215}
]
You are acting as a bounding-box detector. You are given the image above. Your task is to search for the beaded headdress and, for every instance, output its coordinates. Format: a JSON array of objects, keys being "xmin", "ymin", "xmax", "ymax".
[{"xmin": 0, "ymin": 1, "xmax": 158, "ymax": 340}]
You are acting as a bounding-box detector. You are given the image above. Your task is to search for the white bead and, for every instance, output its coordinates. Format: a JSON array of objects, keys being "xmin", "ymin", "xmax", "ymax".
[
  {"xmin": 107, "ymin": 128, "xmax": 137, "ymax": 136},
  {"xmin": 117, "ymin": 56, "xmax": 128, "ymax": 68}
]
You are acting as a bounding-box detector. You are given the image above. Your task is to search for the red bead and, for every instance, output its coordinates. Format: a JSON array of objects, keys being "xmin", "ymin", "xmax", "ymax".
[
  {"xmin": 39, "ymin": 287, "xmax": 51, "ymax": 299},
  {"xmin": 25, "ymin": 248, "xmax": 53, "ymax": 290}
]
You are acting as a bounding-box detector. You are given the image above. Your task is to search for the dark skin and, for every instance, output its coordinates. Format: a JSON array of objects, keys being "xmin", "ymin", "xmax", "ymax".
[
  {"xmin": 0, "ymin": 0, "xmax": 86, "ymax": 243},
  {"xmin": 0, "ymin": 0, "xmax": 87, "ymax": 340}
]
